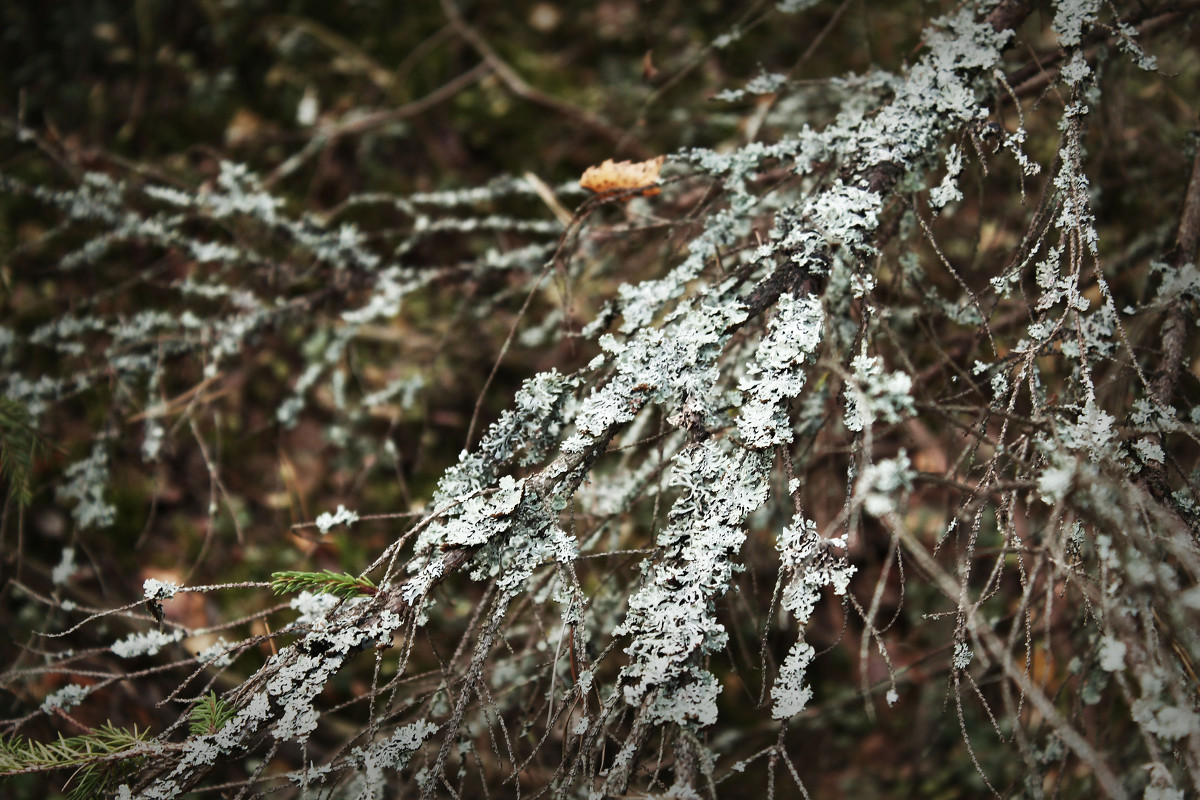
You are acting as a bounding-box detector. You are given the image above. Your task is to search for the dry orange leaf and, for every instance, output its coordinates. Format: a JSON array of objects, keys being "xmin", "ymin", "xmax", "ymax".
[{"xmin": 580, "ymin": 155, "xmax": 665, "ymax": 198}]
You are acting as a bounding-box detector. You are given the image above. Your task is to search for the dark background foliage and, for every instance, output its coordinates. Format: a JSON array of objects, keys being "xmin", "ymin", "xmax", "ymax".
[{"xmin": 3, "ymin": 2, "xmax": 1200, "ymax": 798}]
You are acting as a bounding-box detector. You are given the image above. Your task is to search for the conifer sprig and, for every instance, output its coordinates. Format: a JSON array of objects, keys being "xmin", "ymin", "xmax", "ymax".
[
  {"xmin": 270, "ymin": 569, "xmax": 378, "ymax": 598},
  {"xmin": 189, "ymin": 691, "xmax": 237, "ymax": 736},
  {"xmin": 0, "ymin": 722, "xmax": 149, "ymax": 778}
]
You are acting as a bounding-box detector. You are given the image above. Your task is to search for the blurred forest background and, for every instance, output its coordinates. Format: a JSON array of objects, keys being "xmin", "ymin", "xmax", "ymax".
[{"xmin": 2, "ymin": 1, "xmax": 1200, "ymax": 798}]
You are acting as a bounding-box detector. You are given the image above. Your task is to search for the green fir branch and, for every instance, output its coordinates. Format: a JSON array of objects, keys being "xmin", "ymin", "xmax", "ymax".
[
  {"xmin": 270, "ymin": 569, "xmax": 377, "ymax": 599},
  {"xmin": 66, "ymin": 756, "xmax": 143, "ymax": 800},
  {"xmin": 0, "ymin": 722, "xmax": 150, "ymax": 778},
  {"xmin": 189, "ymin": 691, "xmax": 237, "ymax": 736}
]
